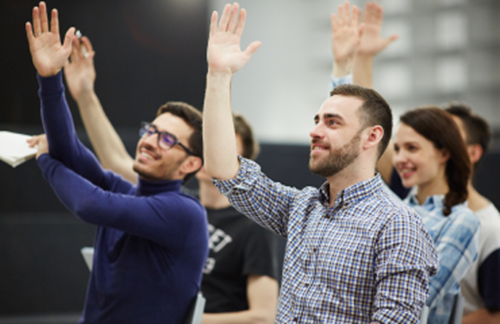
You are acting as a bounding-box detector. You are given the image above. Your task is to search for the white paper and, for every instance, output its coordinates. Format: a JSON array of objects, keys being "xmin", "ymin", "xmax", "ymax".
[{"xmin": 0, "ymin": 131, "xmax": 37, "ymax": 167}]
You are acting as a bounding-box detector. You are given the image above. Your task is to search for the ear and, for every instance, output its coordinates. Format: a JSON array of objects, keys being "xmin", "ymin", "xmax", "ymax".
[
  {"xmin": 179, "ymin": 155, "xmax": 203, "ymax": 177},
  {"xmin": 439, "ymin": 149, "xmax": 450, "ymax": 164},
  {"xmin": 362, "ymin": 125, "xmax": 384, "ymax": 151},
  {"xmin": 468, "ymin": 144, "xmax": 483, "ymax": 165}
]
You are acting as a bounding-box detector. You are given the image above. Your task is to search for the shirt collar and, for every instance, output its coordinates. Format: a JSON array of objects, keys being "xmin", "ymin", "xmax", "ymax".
[
  {"xmin": 318, "ymin": 173, "xmax": 383, "ymax": 208},
  {"xmin": 407, "ymin": 194, "xmax": 444, "ymax": 209},
  {"xmin": 136, "ymin": 178, "xmax": 183, "ymax": 196}
]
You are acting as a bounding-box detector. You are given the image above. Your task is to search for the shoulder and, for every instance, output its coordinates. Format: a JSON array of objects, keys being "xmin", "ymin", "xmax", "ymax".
[
  {"xmin": 450, "ymin": 202, "xmax": 480, "ymax": 228},
  {"xmin": 153, "ymin": 190, "xmax": 206, "ymax": 219}
]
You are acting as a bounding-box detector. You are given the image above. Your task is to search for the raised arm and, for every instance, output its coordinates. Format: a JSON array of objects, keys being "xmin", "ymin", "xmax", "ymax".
[
  {"xmin": 26, "ymin": 2, "xmax": 116, "ymax": 186},
  {"xmin": 352, "ymin": 1, "xmax": 398, "ymax": 88},
  {"xmin": 64, "ymin": 35, "xmax": 136, "ymax": 183},
  {"xmin": 203, "ymin": 3, "xmax": 261, "ymax": 180},
  {"xmin": 331, "ymin": 2, "xmax": 363, "ymax": 79}
]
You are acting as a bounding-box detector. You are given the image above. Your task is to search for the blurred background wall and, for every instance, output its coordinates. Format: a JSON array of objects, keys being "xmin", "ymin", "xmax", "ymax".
[{"xmin": 0, "ymin": 0, "xmax": 499, "ymax": 320}]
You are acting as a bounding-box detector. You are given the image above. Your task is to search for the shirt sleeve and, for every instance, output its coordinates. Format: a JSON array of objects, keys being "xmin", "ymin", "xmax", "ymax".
[
  {"xmin": 426, "ymin": 208, "xmax": 480, "ymax": 307},
  {"xmin": 213, "ymin": 157, "xmax": 301, "ymax": 238},
  {"xmin": 478, "ymin": 248, "xmax": 500, "ymax": 310},
  {"xmin": 372, "ymin": 210, "xmax": 439, "ymax": 324},
  {"xmin": 242, "ymin": 223, "xmax": 277, "ymax": 279},
  {"xmin": 329, "ymin": 74, "xmax": 353, "ymax": 92},
  {"xmin": 37, "ymin": 154, "xmax": 206, "ymax": 249},
  {"xmin": 37, "ymin": 72, "xmax": 117, "ymax": 189}
]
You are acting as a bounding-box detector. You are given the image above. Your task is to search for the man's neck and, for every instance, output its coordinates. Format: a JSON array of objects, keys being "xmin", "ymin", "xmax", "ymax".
[
  {"xmin": 467, "ymin": 182, "xmax": 490, "ymax": 212},
  {"xmin": 326, "ymin": 162, "xmax": 376, "ymax": 208},
  {"xmin": 198, "ymin": 179, "xmax": 232, "ymax": 209}
]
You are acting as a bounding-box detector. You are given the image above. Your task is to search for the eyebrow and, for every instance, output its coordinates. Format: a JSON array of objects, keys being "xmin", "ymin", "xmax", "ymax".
[{"xmin": 314, "ymin": 113, "xmax": 345, "ymax": 122}]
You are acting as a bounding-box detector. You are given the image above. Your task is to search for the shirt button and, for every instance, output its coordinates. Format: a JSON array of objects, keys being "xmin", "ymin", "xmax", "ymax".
[
  {"xmin": 313, "ymin": 248, "xmax": 317, "ymax": 253},
  {"xmin": 293, "ymin": 318, "xmax": 298, "ymax": 322},
  {"xmin": 305, "ymin": 283, "xmax": 309, "ymax": 287},
  {"xmin": 325, "ymin": 215, "xmax": 330, "ymax": 219}
]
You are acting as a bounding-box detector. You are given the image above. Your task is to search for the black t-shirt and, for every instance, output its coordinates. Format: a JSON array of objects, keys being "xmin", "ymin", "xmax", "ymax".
[{"xmin": 202, "ymin": 206, "xmax": 278, "ymax": 313}]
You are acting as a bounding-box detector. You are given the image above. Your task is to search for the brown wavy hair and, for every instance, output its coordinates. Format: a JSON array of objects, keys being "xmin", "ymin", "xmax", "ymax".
[{"xmin": 400, "ymin": 107, "xmax": 471, "ymax": 216}]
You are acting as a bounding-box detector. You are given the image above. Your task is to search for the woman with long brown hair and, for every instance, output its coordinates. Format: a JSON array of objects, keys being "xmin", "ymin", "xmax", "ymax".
[{"xmin": 393, "ymin": 107, "xmax": 480, "ymax": 324}]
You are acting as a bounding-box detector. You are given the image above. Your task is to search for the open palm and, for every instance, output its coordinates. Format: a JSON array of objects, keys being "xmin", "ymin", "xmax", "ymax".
[
  {"xmin": 26, "ymin": 2, "xmax": 74, "ymax": 77},
  {"xmin": 207, "ymin": 4, "xmax": 261, "ymax": 74}
]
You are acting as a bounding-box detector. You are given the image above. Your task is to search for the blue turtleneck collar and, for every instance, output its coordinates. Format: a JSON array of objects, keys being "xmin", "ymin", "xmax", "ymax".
[{"xmin": 135, "ymin": 177, "xmax": 183, "ymax": 197}]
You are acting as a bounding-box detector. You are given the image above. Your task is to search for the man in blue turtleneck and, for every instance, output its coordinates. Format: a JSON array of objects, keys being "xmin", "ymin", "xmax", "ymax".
[{"xmin": 25, "ymin": 3, "xmax": 208, "ymax": 323}]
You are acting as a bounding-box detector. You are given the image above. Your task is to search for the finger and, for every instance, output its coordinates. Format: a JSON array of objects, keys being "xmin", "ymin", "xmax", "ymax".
[
  {"xmin": 39, "ymin": 1, "xmax": 49, "ymax": 33},
  {"xmin": 226, "ymin": 3, "xmax": 240, "ymax": 33},
  {"xmin": 331, "ymin": 13, "xmax": 337, "ymax": 33},
  {"xmin": 62, "ymin": 27, "xmax": 76, "ymax": 53},
  {"xmin": 69, "ymin": 35, "xmax": 80, "ymax": 62},
  {"xmin": 351, "ymin": 5, "xmax": 360, "ymax": 28},
  {"xmin": 234, "ymin": 8, "xmax": 247, "ymax": 37},
  {"xmin": 243, "ymin": 40, "xmax": 261, "ymax": 58},
  {"xmin": 51, "ymin": 9, "xmax": 59, "ymax": 35},
  {"xmin": 81, "ymin": 36, "xmax": 95, "ymax": 57},
  {"xmin": 32, "ymin": 6, "xmax": 42, "ymax": 36},
  {"xmin": 344, "ymin": 2, "xmax": 351, "ymax": 26},
  {"xmin": 218, "ymin": 4, "xmax": 232, "ymax": 32},
  {"xmin": 384, "ymin": 34, "xmax": 399, "ymax": 46},
  {"xmin": 26, "ymin": 22, "xmax": 35, "ymax": 44},
  {"xmin": 209, "ymin": 11, "xmax": 218, "ymax": 37},
  {"xmin": 337, "ymin": 5, "xmax": 344, "ymax": 26}
]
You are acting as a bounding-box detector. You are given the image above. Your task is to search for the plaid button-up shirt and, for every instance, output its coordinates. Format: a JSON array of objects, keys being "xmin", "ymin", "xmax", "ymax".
[
  {"xmin": 214, "ymin": 158, "xmax": 438, "ymax": 324},
  {"xmin": 408, "ymin": 195, "xmax": 479, "ymax": 324}
]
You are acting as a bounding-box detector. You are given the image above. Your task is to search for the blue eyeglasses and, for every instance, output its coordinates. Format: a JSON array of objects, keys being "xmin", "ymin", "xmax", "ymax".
[{"xmin": 139, "ymin": 122, "xmax": 193, "ymax": 155}]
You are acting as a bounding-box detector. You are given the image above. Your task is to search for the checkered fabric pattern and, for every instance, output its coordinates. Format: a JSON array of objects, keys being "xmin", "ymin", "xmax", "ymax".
[
  {"xmin": 214, "ymin": 158, "xmax": 439, "ymax": 324},
  {"xmin": 407, "ymin": 195, "xmax": 479, "ymax": 324}
]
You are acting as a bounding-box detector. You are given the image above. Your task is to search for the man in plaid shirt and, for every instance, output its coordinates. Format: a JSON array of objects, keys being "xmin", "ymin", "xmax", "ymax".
[{"xmin": 202, "ymin": 4, "xmax": 439, "ymax": 323}]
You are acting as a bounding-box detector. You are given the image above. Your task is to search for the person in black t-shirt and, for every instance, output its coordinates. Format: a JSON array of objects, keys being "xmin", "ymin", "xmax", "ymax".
[{"xmin": 195, "ymin": 113, "xmax": 279, "ymax": 323}]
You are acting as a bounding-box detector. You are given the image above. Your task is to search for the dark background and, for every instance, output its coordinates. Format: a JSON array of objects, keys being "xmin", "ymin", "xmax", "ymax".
[{"xmin": 1, "ymin": 0, "xmax": 499, "ymax": 319}]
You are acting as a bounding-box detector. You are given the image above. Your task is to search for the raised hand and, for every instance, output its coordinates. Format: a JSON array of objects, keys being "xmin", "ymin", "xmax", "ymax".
[
  {"xmin": 331, "ymin": 2, "xmax": 364, "ymax": 77},
  {"xmin": 25, "ymin": 1, "xmax": 75, "ymax": 77},
  {"xmin": 64, "ymin": 35, "xmax": 96, "ymax": 101},
  {"xmin": 357, "ymin": 1, "xmax": 398, "ymax": 56},
  {"xmin": 207, "ymin": 3, "xmax": 261, "ymax": 75}
]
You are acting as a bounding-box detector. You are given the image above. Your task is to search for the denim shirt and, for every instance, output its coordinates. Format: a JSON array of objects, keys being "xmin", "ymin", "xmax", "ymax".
[{"xmin": 406, "ymin": 195, "xmax": 480, "ymax": 324}]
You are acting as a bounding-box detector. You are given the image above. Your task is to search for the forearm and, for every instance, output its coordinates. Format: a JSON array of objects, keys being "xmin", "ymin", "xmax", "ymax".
[
  {"xmin": 463, "ymin": 308, "xmax": 500, "ymax": 324},
  {"xmin": 352, "ymin": 54, "xmax": 374, "ymax": 88},
  {"xmin": 202, "ymin": 310, "xmax": 274, "ymax": 324},
  {"xmin": 39, "ymin": 72, "xmax": 105, "ymax": 183},
  {"xmin": 203, "ymin": 71, "xmax": 240, "ymax": 180},
  {"xmin": 75, "ymin": 91, "xmax": 136, "ymax": 183}
]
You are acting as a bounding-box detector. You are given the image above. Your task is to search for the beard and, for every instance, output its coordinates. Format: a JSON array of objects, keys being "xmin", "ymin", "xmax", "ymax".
[
  {"xmin": 309, "ymin": 130, "xmax": 362, "ymax": 178},
  {"xmin": 133, "ymin": 155, "xmax": 186, "ymax": 181}
]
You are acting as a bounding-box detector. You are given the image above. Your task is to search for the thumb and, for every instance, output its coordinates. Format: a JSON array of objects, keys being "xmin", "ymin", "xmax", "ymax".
[
  {"xmin": 384, "ymin": 34, "xmax": 399, "ymax": 47},
  {"xmin": 62, "ymin": 27, "xmax": 76, "ymax": 53},
  {"xmin": 244, "ymin": 41, "xmax": 261, "ymax": 58}
]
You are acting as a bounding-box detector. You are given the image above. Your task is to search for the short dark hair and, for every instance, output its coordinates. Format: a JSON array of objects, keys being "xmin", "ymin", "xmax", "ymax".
[
  {"xmin": 233, "ymin": 113, "xmax": 260, "ymax": 160},
  {"xmin": 330, "ymin": 84, "xmax": 392, "ymax": 159},
  {"xmin": 400, "ymin": 107, "xmax": 471, "ymax": 216},
  {"xmin": 444, "ymin": 102, "xmax": 491, "ymax": 170},
  {"xmin": 156, "ymin": 102, "xmax": 203, "ymax": 182}
]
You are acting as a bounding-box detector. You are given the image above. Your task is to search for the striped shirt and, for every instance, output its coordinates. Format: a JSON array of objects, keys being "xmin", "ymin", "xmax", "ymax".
[
  {"xmin": 407, "ymin": 195, "xmax": 479, "ymax": 324},
  {"xmin": 214, "ymin": 158, "xmax": 438, "ymax": 323}
]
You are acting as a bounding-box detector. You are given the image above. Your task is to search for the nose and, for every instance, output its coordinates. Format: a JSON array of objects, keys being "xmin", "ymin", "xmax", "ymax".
[
  {"xmin": 309, "ymin": 123, "xmax": 325, "ymax": 140},
  {"xmin": 392, "ymin": 149, "xmax": 406, "ymax": 167},
  {"xmin": 142, "ymin": 132, "xmax": 159, "ymax": 148}
]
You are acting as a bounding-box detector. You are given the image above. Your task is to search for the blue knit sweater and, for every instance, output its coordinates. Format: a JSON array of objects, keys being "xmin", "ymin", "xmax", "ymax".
[{"xmin": 36, "ymin": 72, "xmax": 208, "ymax": 324}]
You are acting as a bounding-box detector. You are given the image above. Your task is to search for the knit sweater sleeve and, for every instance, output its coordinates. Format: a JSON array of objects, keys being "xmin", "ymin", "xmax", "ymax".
[
  {"xmin": 37, "ymin": 154, "xmax": 206, "ymax": 248},
  {"xmin": 37, "ymin": 72, "xmax": 115, "ymax": 188}
]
